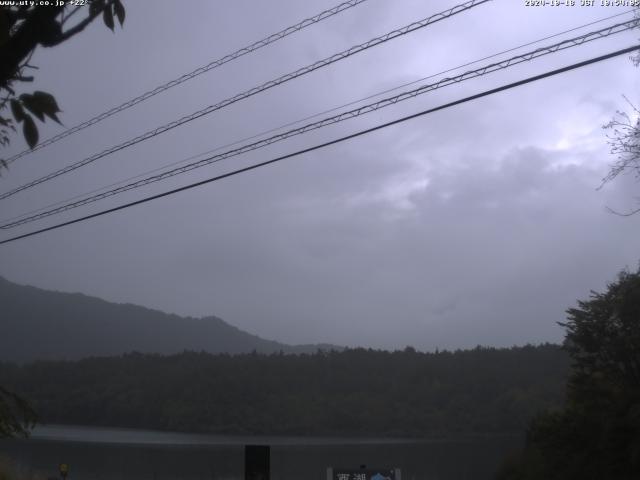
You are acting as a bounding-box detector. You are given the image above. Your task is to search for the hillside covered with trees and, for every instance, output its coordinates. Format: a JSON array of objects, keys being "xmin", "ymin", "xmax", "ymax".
[
  {"xmin": 0, "ymin": 345, "xmax": 568, "ymax": 437},
  {"xmin": 0, "ymin": 276, "xmax": 338, "ymax": 362}
]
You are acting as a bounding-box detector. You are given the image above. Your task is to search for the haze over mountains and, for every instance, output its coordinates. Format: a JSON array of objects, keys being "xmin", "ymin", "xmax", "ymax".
[
  {"xmin": 0, "ymin": 276, "xmax": 340, "ymax": 362},
  {"xmin": 1, "ymin": 276, "xmax": 571, "ymax": 438}
]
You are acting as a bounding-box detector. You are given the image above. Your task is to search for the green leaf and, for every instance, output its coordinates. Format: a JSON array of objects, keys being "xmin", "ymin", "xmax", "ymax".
[
  {"xmin": 103, "ymin": 5, "xmax": 114, "ymax": 31},
  {"xmin": 33, "ymin": 91, "xmax": 61, "ymax": 111},
  {"xmin": 90, "ymin": 0, "xmax": 105, "ymax": 17},
  {"xmin": 22, "ymin": 115, "xmax": 38, "ymax": 149},
  {"xmin": 114, "ymin": 0, "xmax": 125, "ymax": 26},
  {"xmin": 18, "ymin": 92, "xmax": 63, "ymax": 125},
  {"xmin": 32, "ymin": 91, "xmax": 62, "ymax": 124},
  {"xmin": 10, "ymin": 99, "xmax": 25, "ymax": 123},
  {"xmin": 19, "ymin": 94, "xmax": 45, "ymax": 122}
]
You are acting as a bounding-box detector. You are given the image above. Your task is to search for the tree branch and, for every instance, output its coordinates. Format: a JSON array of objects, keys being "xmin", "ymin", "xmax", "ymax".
[
  {"xmin": 55, "ymin": 6, "xmax": 104, "ymax": 44},
  {"xmin": 0, "ymin": 6, "xmax": 64, "ymax": 87}
]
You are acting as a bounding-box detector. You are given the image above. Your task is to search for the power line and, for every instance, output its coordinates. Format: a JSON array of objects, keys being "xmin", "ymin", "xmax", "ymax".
[
  {"xmin": 0, "ymin": 0, "xmax": 491, "ymax": 201},
  {"xmin": 2, "ymin": 18, "xmax": 637, "ymax": 230},
  {"xmin": 3, "ymin": 0, "xmax": 372, "ymax": 165},
  {"xmin": 1, "ymin": 45, "xmax": 637, "ymax": 246},
  {"xmin": 3, "ymin": 18, "xmax": 636, "ymax": 228},
  {"xmin": 3, "ymin": 9, "xmax": 632, "ymax": 227}
]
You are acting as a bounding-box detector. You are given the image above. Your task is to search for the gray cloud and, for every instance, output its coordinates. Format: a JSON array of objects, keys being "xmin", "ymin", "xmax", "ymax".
[{"xmin": 1, "ymin": 0, "xmax": 639, "ymax": 351}]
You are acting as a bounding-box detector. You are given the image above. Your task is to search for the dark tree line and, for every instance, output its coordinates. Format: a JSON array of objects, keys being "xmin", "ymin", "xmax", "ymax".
[{"xmin": 0, "ymin": 344, "xmax": 568, "ymax": 437}]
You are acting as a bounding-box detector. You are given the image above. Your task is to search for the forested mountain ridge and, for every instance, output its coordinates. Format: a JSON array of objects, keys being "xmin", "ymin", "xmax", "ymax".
[
  {"xmin": 0, "ymin": 345, "xmax": 569, "ymax": 437},
  {"xmin": 0, "ymin": 276, "xmax": 339, "ymax": 361}
]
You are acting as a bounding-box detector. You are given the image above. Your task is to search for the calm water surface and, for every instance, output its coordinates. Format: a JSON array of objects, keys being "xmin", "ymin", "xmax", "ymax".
[{"xmin": 0, "ymin": 425, "xmax": 522, "ymax": 480}]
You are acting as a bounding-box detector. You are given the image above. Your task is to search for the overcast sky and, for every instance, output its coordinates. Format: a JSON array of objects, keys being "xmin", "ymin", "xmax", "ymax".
[{"xmin": 1, "ymin": 0, "xmax": 639, "ymax": 350}]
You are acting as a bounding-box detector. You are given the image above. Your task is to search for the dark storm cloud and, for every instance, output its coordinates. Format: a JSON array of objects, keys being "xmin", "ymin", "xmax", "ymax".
[{"xmin": 0, "ymin": 0, "xmax": 638, "ymax": 350}]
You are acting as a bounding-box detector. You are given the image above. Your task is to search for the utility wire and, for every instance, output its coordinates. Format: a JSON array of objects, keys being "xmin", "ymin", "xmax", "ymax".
[
  {"xmin": 0, "ymin": 0, "xmax": 491, "ymax": 201},
  {"xmin": 1, "ymin": 45, "xmax": 637, "ymax": 246},
  {"xmin": 2, "ymin": 18, "xmax": 637, "ymax": 230},
  {"xmin": 3, "ymin": 0, "xmax": 372, "ymax": 165},
  {"xmin": 3, "ymin": 9, "xmax": 632, "ymax": 226}
]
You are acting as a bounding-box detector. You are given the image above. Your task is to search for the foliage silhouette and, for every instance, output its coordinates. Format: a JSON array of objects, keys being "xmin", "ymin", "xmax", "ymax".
[
  {"xmin": 0, "ymin": 0, "xmax": 125, "ymax": 158},
  {"xmin": 497, "ymin": 266, "xmax": 640, "ymax": 479},
  {"xmin": 0, "ymin": 0, "xmax": 125, "ymax": 437}
]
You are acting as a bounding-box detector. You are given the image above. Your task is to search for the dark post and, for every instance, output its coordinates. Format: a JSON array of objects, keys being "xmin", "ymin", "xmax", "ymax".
[{"xmin": 245, "ymin": 445, "xmax": 270, "ymax": 480}]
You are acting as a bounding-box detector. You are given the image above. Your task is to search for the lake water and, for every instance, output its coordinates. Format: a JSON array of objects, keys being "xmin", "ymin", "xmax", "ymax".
[{"xmin": 0, "ymin": 425, "xmax": 522, "ymax": 480}]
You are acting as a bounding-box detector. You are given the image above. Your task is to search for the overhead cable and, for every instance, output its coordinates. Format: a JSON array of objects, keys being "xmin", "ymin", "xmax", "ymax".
[
  {"xmin": 1, "ymin": 18, "xmax": 637, "ymax": 230},
  {"xmin": 3, "ymin": 9, "xmax": 633, "ymax": 227},
  {"xmin": 3, "ymin": 0, "xmax": 372, "ymax": 165},
  {"xmin": 4, "ymin": 8, "xmax": 631, "ymax": 226},
  {"xmin": 0, "ymin": 0, "xmax": 491, "ymax": 201},
  {"xmin": 1, "ymin": 44, "xmax": 638, "ymax": 246}
]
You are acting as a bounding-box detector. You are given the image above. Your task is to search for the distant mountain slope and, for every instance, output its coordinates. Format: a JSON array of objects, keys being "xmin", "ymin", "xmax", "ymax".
[{"xmin": 0, "ymin": 276, "xmax": 340, "ymax": 362}]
